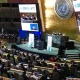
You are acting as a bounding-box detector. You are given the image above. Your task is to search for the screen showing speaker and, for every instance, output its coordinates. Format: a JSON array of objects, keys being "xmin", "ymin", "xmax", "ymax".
[
  {"xmin": 34, "ymin": 40, "xmax": 44, "ymax": 50},
  {"xmin": 52, "ymin": 34, "xmax": 61, "ymax": 45},
  {"xmin": 18, "ymin": 4, "xmax": 39, "ymax": 32}
]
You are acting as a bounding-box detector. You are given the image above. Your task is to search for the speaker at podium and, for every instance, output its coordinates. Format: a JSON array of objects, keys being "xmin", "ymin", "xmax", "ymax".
[
  {"xmin": 16, "ymin": 36, "xmax": 21, "ymax": 44},
  {"xmin": 65, "ymin": 41, "xmax": 74, "ymax": 49},
  {"xmin": 58, "ymin": 45, "xmax": 65, "ymax": 57},
  {"xmin": 34, "ymin": 40, "xmax": 44, "ymax": 50}
]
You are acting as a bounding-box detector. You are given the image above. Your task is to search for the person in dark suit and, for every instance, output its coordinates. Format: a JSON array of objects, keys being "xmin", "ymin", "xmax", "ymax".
[
  {"xmin": 58, "ymin": 45, "xmax": 65, "ymax": 57},
  {"xmin": 22, "ymin": 71, "xmax": 29, "ymax": 80},
  {"xmin": 41, "ymin": 60, "xmax": 47, "ymax": 67},
  {"xmin": 20, "ymin": 64, "xmax": 26, "ymax": 71},
  {"xmin": 52, "ymin": 68, "xmax": 60, "ymax": 80},
  {"xmin": 70, "ymin": 63, "xmax": 77, "ymax": 77},
  {"xmin": 7, "ymin": 53, "xmax": 10, "ymax": 60}
]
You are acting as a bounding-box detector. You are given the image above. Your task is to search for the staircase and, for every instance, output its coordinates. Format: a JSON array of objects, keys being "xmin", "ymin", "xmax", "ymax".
[
  {"xmin": 65, "ymin": 40, "xmax": 80, "ymax": 59},
  {"xmin": 66, "ymin": 54, "xmax": 80, "ymax": 59}
]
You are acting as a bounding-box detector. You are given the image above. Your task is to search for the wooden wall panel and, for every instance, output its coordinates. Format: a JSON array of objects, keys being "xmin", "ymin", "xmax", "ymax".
[
  {"xmin": 21, "ymin": 0, "xmax": 37, "ymax": 3},
  {"xmin": 7, "ymin": 0, "xmax": 22, "ymax": 3},
  {"xmin": 38, "ymin": 0, "xmax": 45, "ymax": 32},
  {"xmin": 7, "ymin": 0, "xmax": 38, "ymax": 3}
]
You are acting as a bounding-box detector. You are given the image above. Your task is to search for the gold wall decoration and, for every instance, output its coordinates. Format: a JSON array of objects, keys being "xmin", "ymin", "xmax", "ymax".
[
  {"xmin": 40, "ymin": 0, "xmax": 79, "ymax": 40},
  {"xmin": 54, "ymin": 0, "xmax": 73, "ymax": 19},
  {"xmin": 38, "ymin": 0, "xmax": 45, "ymax": 32}
]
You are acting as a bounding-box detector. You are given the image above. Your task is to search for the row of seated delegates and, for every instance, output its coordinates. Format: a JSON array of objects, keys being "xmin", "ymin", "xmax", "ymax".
[
  {"xmin": 0, "ymin": 54, "xmax": 56, "ymax": 80},
  {"xmin": 0, "ymin": 53, "xmax": 66, "ymax": 80},
  {"xmin": 52, "ymin": 32, "xmax": 65, "ymax": 36},
  {"xmin": 21, "ymin": 39, "xmax": 28, "ymax": 44},
  {"xmin": 66, "ymin": 78, "xmax": 80, "ymax": 80},
  {"xmin": 0, "ymin": 56, "xmax": 80, "ymax": 79},
  {"xmin": 49, "ymin": 56, "xmax": 61, "ymax": 62},
  {"xmin": 0, "ymin": 76, "xmax": 10, "ymax": 80},
  {"xmin": 16, "ymin": 62, "xmax": 69, "ymax": 80},
  {"xmin": 18, "ymin": 56, "xmax": 79, "ymax": 79},
  {"xmin": 22, "ymin": 14, "xmax": 37, "ymax": 21},
  {"xmin": 0, "ymin": 48, "xmax": 50, "ymax": 68},
  {"xmin": 0, "ymin": 50, "xmax": 49, "ymax": 79},
  {"xmin": 0, "ymin": 63, "xmax": 78, "ymax": 80},
  {"xmin": 0, "ymin": 47, "xmax": 80, "ymax": 78},
  {"xmin": 0, "ymin": 34, "xmax": 17, "ymax": 39}
]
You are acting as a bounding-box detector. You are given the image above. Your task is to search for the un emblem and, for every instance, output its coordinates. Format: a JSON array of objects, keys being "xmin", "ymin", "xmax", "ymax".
[{"xmin": 55, "ymin": 0, "xmax": 73, "ymax": 19}]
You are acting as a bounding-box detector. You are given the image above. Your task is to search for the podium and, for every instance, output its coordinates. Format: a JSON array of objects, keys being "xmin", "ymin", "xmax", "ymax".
[
  {"xmin": 34, "ymin": 40, "xmax": 44, "ymax": 50},
  {"xmin": 65, "ymin": 41, "xmax": 74, "ymax": 49},
  {"xmin": 16, "ymin": 36, "xmax": 21, "ymax": 44}
]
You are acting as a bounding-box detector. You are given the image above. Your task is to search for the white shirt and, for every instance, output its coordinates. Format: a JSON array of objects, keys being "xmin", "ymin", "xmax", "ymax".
[{"xmin": 31, "ymin": 75, "xmax": 38, "ymax": 80}]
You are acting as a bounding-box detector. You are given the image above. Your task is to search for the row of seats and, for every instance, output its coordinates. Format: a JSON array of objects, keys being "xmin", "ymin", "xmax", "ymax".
[
  {"xmin": 0, "ymin": 76, "xmax": 10, "ymax": 80},
  {"xmin": 0, "ymin": 8, "xmax": 20, "ymax": 18},
  {"xmin": 0, "ymin": 45, "xmax": 80, "ymax": 80}
]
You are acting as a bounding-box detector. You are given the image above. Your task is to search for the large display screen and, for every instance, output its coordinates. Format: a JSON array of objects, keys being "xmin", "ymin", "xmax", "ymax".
[
  {"xmin": 18, "ymin": 4, "xmax": 39, "ymax": 31},
  {"xmin": 73, "ymin": 1, "xmax": 80, "ymax": 32},
  {"xmin": 73, "ymin": 0, "xmax": 80, "ymax": 12}
]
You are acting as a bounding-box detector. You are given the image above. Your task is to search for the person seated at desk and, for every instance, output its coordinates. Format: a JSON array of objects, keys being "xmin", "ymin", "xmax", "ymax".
[
  {"xmin": 20, "ymin": 63, "xmax": 26, "ymax": 71},
  {"xmin": 27, "ymin": 64, "xmax": 33, "ymax": 72},
  {"xmin": 17, "ymin": 55, "xmax": 23, "ymax": 63},
  {"xmin": 52, "ymin": 67, "xmax": 60, "ymax": 80},
  {"xmin": 54, "ymin": 56, "xmax": 61, "ymax": 62},
  {"xmin": 35, "ymin": 60, "xmax": 41, "ymax": 66},
  {"xmin": 41, "ymin": 59, "xmax": 47, "ymax": 67},
  {"xmin": 49, "ymin": 57, "xmax": 55, "ymax": 62},
  {"xmin": 30, "ymin": 70, "xmax": 39, "ymax": 80},
  {"xmin": 0, "ymin": 77, "xmax": 3, "ymax": 80},
  {"xmin": 0, "ymin": 61, "xmax": 2, "ymax": 70},
  {"xmin": 7, "ymin": 53, "xmax": 10, "ymax": 60},
  {"xmin": 10, "ymin": 74, "xmax": 16, "ymax": 80},
  {"xmin": 22, "ymin": 71, "xmax": 29, "ymax": 80}
]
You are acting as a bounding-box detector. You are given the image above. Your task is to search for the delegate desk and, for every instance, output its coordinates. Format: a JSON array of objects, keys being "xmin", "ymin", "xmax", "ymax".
[
  {"xmin": 0, "ymin": 76, "xmax": 10, "ymax": 80},
  {"xmin": 46, "ymin": 34, "xmax": 69, "ymax": 48},
  {"xmin": 66, "ymin": 78, "xmax": 80, "ymax": 80},
  {"xmin": 9, "ymin": 68, "xmax": 42, "ymax": 78}
]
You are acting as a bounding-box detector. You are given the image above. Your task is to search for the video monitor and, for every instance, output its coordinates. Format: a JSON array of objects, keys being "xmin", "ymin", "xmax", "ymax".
[
  {"xmin": 52, "ymin": 34, "xmax": 61, "ymax": 44},
  {"xmin": 18, "ymin": 4, "xmax": 39, "ymax": 32},
  {"xmin": 73, "ymin": 1, "xmax": 80, "ymax": 32},
  {"xmin": 73, "ymin": 0, "xmax": 80, "ymax": 12}
]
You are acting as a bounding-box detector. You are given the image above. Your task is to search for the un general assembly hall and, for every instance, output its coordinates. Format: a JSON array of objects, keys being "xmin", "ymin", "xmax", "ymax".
[{"xmin": 0, "ymin": 0, "xmax": 80, "ymax": 80}]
